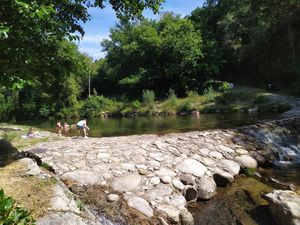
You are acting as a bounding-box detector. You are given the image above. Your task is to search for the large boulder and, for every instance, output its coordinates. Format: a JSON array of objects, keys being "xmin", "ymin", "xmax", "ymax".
[
  {"xmin": 145, "ymin": 184, "xmax": 173, "ymax": 201},
  {"xmin": 156, "ymin": 204, "xmax": 181, "ymax": 223},
  {"xmin": 176, "ymin": 159, "xmax": 207, "ymax": 178},
  {"xmin": 221, "ymin": 159, "xmax": 240, "ymax": 176},
  {"xmin": 180, "ymin": 210, "xmax": 194, "ymax": 225},
  {"xmin": 235, "ymin": 155, "xmax": 258, "ymax": 169},
  {"xmin": 125, "ymin": 195, "xmax": 154, "ymax": 218},
  {"xmin": 111, "ymin": 174, "xmax": 142, "ymax": 192},
  {"xmin": 264, "ymin": 190, "xmax": 300, "ymax": 225},
  {"xmin": 61, "ymin": 170, "xmax": 102, "ymax": 186},
  {"xmin": 180, "ymin": 174, "xmax": 196, "ymax": 185},
  {"xmin": 19, "ymin": 158, "xmax": 41, "ymax": 176},
  {"xmin": 37, "ymin": 212, "xmax": 99, "ymax": 225},
  {"xmin": 197, "ymin": 176, "xmax": 217, "ymax": 200}
]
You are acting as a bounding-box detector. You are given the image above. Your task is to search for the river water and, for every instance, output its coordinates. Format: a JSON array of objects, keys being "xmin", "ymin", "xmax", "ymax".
[{"xmin": 20, "ymin": 113, "xmax": 281, "ymax": 137}]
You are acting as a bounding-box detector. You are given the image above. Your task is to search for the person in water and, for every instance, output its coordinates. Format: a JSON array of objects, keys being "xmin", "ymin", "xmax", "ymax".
[
  {"xmin": 27, "ymin": 127, "xmax": 36, "ymax": 138},
  {"xmin": 56, "ymin": 120, "xmax": 63, "ymax": 135},
  {"xmin": 63, "ymin": 122, "xmax": 70, "ymax": 130},
  {"xmin": 76, "ymin": 119, "xmax": 90, "ymax": 138}
]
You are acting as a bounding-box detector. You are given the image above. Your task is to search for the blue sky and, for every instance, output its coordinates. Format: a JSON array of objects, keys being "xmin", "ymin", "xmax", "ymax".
[{"xmin": 77, "ymin": 0, "xmax": 205, "ymax": 60}]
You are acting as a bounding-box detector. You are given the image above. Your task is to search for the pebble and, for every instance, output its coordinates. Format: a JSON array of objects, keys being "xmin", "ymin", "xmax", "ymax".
[
  {"xmin": 107, "ymin": 194, "xmax": 120, "ymax": 202},
  {"xmin": 150, "ymin": 177, "xmax": 160, "ymax": 185},
  {"xmin": 161, "ymin": 176, "xmax": 172, "ymax": 184}
]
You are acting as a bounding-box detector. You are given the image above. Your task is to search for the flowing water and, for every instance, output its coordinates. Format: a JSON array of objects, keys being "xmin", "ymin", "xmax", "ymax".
[{"xmin": 244, "ymin": 125, "xmax": 300, "ymax": 163}]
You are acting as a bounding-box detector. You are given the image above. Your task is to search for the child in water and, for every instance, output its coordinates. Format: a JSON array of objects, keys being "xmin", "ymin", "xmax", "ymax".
[{"xmin": 27, "ymin": 127, "xmax": 35, "ymax": 138}]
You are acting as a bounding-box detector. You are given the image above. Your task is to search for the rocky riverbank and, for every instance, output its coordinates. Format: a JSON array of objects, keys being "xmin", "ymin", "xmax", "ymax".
[{"xmin": 21, "ymin": 117, "xmax": 300, "ymax": 224}]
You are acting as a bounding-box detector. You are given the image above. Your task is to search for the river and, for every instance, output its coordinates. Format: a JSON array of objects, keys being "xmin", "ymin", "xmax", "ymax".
[{"xmin": 20, "ymin": 112, "xmax": 281, "ymax": 137}]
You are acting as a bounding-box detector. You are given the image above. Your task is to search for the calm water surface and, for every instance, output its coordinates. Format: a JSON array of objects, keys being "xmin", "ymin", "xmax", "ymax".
[{"xmin": 21, "ymin": 113, "xmax": 281, "ymax": 137}]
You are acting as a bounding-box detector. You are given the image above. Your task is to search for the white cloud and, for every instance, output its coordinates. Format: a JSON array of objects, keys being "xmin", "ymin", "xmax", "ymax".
[
  {"xmin": 79, "ymin": 46, "xmax": 106, "ymax": 60},
  {"xmin": 79, "ymin": 34, "xmax": 109, "ymax": 44},
  {"xmin": 77, "ymin": 33, "xmax": 110, "ymax": 60}
]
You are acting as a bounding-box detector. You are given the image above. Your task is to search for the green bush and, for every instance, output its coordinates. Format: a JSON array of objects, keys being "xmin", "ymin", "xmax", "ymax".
[
  {"xmin": 167, "ymin": 89, "xmax": 178, "ymax": 108},
  {"xmin": 81, "ymin": 95, "xmax": 113, "ymax": 117},
  {"xmin": 203, "ymin": 86, "xmax": 218, "ymax": 102},
  {"xmin": 0, "ymin": 189, "xmax": 35, "ymax": 224},
  {"xmin": 187, "ymin": 90, "xmax": 199, "ymax": 99},
  {"xmin": 142, "ymin": 90, "xmax": 155, "ymax": 108},
  {"xmin": 131, "ymin": 100, "xmax": 141, "ymax": 110},
  {"xmin": 203, "ymin": 80, "xmax": 231, "ymax": 93},
  {"xmin": 218, "ymin": 82, "xmax": 231, "ymax": 93},
  {"xmin": 179, "ymin": 99, "xmax": 192, "ymax": 111}
]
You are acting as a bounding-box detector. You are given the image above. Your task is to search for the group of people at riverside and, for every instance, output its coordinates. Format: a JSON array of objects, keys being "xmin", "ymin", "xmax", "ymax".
[{"xmin": 56, "ymin": 119, "xmax": 90, "ymax": 138}]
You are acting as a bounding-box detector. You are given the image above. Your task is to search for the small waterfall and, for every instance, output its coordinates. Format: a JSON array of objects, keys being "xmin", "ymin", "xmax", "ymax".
[{"xmin": 243, "ymin": 121, "xmax": 300, "ymax": 164}]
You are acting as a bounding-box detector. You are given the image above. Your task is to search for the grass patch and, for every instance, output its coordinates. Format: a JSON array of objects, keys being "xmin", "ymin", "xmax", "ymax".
[
  {"xmin": 0, "ymin": 124, "xmax": 62, "ymax": 151},
  {"xmin": 0, "ymin": 161, "xmax": 55, "ymax": 218},
  {"xmin": 244, "ymin": 168, "xmax": 257, "ymax": 176},
  {"xmin": 41, "ymin": 163, "xmax": 51, "ymax": 171}
]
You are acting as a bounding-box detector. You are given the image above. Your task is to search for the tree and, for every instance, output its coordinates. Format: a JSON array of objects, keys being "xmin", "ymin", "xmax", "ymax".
[
  {"xmin": 189, "ymin": 0, "xmax": 300, "ymax": 93},
  {"xmin": 0, "ymin": 0, "xmax": 164, "ymax": 84},
  {"xmin": 97, "ymin": 13, "xmax": 203, "ymax": 97}
]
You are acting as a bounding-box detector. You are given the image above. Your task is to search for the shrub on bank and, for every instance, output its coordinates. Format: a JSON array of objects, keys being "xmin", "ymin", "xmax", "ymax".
[
  {"xmin": 142, "ymin": 90, "xmax": 155, "ymax": 109},
  {"xmin": 81, "ymin": 95, "xmax": 123, "ymax": 117},
  {"xmin": 203, "ymin": 86, "xmax": 219, "ymax": 102},
  {"xmin": 203, "ymin": 80, "xmax": 232, "ymax": 93},
  {"xmin": 167, "ymin": 89, "xmax": 178, "ymax": 108},
  {"xmin": 131, "ymin": 100, "xmax": 142, "ymax": 110}
]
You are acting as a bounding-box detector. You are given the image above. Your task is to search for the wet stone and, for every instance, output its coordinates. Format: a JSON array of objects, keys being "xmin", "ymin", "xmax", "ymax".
[{"xmin": 176, "ymin": 159, "xmax": 207, "ymax": 178}]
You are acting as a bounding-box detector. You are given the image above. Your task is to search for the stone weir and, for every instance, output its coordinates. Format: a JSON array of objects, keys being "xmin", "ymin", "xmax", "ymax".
[{"xmin": 25, "ymin": 117, "xmax": 300, "ymax": 225}]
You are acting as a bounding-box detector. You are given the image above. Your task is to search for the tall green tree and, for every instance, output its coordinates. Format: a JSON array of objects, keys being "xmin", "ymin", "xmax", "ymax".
[
  {"xmin": 0, "ymin": 0, "xmax": 164, "ymax": 84},
  {"xmin": 189, "ymin": 0, "xmax": 300, "ymax": 93},
  {"xmin": 97, "ymin": 13, "xmax": 203, "ymax": 97}
]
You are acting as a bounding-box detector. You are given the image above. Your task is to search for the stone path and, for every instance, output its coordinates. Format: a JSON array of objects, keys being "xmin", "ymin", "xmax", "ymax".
[
  {"xmin": 24, "ymin": 117, "xmax": 300, "ymax": 224},
  {"xmin": 25, "ymin": 124, "xmax": 276, "ymax": 224}
]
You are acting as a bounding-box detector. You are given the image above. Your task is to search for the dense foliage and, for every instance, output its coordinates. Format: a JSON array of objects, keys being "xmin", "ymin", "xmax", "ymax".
[
  {"xmin": 92, "ymin": 0, "xmax": 300, "ymax": 99},
  {"xmin": 0, "ymin": 189, "xmax": 35, "ymax": 224},
  {"xmin": 93, "ymin": 13, "xmax": 204, "ymax": 97},
  {"xmin": 0, "ymin": 0, "xmax": 164, "ymax": 120},
  {"xmin": 0, "ymin": 0, "xmax": 299, "ymax": 120},
  {"xmin": 0, "ymin": 0, "xmax": 163, "ymax": 83},
  {"xmin": 189, "ymin": 0, "xmax": 300, "ymax": 93}
]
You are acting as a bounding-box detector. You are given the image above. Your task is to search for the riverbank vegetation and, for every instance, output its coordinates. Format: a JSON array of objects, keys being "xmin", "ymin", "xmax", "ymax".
[
  {"xmin": 0, "ymin": 189, "xmax": 35, "ymax": 224},
  {"xmin": 0, "ymin": 0, "xmax": 299, "ymax": 121}
]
